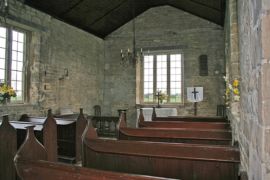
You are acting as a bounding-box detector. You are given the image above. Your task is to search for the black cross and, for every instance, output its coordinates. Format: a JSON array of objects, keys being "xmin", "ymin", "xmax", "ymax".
[
  {"xmin": 155, "ymin": 91, "xmax": 162, "ymax": 100},
  {"xmin": 192, "ymin": 88, "xmax": 199, "ymax": 100},
  {"xmin": 155, "ymin": 91, "xmax": 162, "ymax": 108}
]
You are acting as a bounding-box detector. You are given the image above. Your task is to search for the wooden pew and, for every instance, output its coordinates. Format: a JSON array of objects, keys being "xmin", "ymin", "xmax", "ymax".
[
  {"xmin": 138, "ymin": 109, "xmax": 231, "ymax": 130},
  {"xmin": 90, "ymin": 116, "xmax": 119, "ymax": 137},
  {"xmin": 0, "ymin": 111, "xmax": 57, "ymax": 180},
  {"xmin": 82, "ymin": 119, "xmax": 240, "ymax": 180},
  {"xmin": 20, "ymin": 108, "xmax": 87, "ymax": 163},
  {"xmin": 14, "ymin": 126, "xmax": 173, "ymax": 180},
  {"xmin": 118, "ymin": 112, "xmax": 232, "ymax": 145},
  {"xmin": 151, "ymin": 107, "xmax": 227, "ymax": 122}
]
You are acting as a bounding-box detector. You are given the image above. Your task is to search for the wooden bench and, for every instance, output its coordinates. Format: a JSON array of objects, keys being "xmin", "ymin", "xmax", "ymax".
[
  {"xmin": 151, "ymin": 107, "xmax": 227, "ymax": 122},
  {"xmin": 138, "ymin": 109, "xmax": 231, "ymax": 130},
  {"xmin": 14, "ymin": 126, "xmax": 174, "ymax": 180},
  {"xmin": 90, "ymin": 116, "xmax": 119, "ymax": 137},
  {"xmin": 82, "ymin": 120, "xmax": 240, "ymax": 180},
  {"xmin": 0, "ymin": 111, "xmax": 57, "ymax": 180},
  {"xmin": 118, "ymin": 112, "xmax": 232, "ymax": 145},
  {"xmin": 20, "ymin": 108, "xmax": 87, "ymax": 163}
]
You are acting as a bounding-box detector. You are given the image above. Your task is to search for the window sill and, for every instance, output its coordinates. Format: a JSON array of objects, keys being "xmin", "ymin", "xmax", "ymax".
[
  {"xmin": 136, "ymin": 103, "xmax": 183, "ymax": 109},
  {"xmin": 0, "ymin": 103, "xmax": 33, "ymax": 107}
]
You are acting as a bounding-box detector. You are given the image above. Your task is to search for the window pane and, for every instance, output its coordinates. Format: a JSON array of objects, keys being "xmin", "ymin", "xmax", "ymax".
[
  {"xmin": 0, "ymin": 38, "xmax": 6, "ymax": 48},
  {"xmin": 12, "ymin": 41, "xmax": 18, "ymax": 51},
  {"xmin": 18, "ymin": 32, "xmax": 24, "ymax": 42},
  {"xmin": 11, "ymin": 71, "xmax": 17, "ymax": 80},
  {"xmin": 144, "ymin": 55, "xmax": 154, "ymax": 102},
  {"xmin": 12, "ymin": 51, "xmax": 17, "ymax": 60},
  {"xmin": 18, "ymin": 42, "xmax": 23, "ymax": 52},
  {"xmin": 156, "ymin": 55, "xmax": 167, "ymax": 97},
  {"xmin": 0, "ymin": 58, "xmax": 5, "ymax": 69},
  {"xmin": 0, "ymin": 27, "xmax": 6, "ymax": 38},
  {"xmin": 17, "ymin": 62, "xmax": 23, "ymax": 71},
  {"xmin": 17, "ymin": 72, "xmax": 22, "ymax": 81},
  {"xmin": 170, "ymin": 54, "xmax": 182, "ymax": 103},
  {"xmin": 12, "ymin": 61, "xmax": 17, "ymax": 70},
  {"xmin": 17, "ymin": 81, "xmax": 22, "ymax": 91},
  {"xmin": 13, "ymin": 31, "xmax": 18, "ymax": 41},
  {"xmin": 0, "ymin": 69, "xmax": 5, "ymax": 80},
  {"xmin": 11, "ymin": 81, "xmax": 17, "ymax": 89},
  {"xmin": 18, "ymin": 52, "xmax": 23, "ymax": 61},
  {"xmin": 0, "ymin": 48, "xmax": 5, "ymax": 58}
]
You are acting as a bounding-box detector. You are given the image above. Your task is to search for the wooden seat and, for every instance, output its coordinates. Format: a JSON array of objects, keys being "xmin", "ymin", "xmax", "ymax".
[
  {"xmin": 118, "ymin": 112, "xmax": 232, "ymax": 145},
  {"xmin": 138, "ymin": 109, "xmax": 231, "ymax": 130},
  {"xmin": 14, "ymin": 126, "xmax": 175, "ymax": 180},
  {"xmin": 83, "ymin": 119, "xmax": 240, "ymax": 180},
  {"xmin": 0, "ymin": 110, "xmax": 57, "ymax": 180},
  {"xmin": 20, "ymin": 108, "xmax": 87, "ymax": 163}
]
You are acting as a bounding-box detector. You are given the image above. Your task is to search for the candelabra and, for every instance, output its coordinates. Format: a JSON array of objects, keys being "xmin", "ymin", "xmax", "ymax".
[{"xmin": 120, "ymin": 48, "xmax": 143, "ymax": 66}]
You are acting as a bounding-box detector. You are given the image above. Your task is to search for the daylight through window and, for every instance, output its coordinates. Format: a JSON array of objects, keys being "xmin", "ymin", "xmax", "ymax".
[
  {"xmin": 143, "ymin": 53, "xmax": 183, "ymax": 103},
  {"xmin": 0, "ymin": 26, "xmax": 26, "ymax": 102}
]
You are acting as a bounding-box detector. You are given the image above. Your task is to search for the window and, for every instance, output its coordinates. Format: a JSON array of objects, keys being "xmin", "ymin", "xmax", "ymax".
[
  {"xmin": 0, "ymin": 25, "xmax": 26, "ymax": 102},
  {"xmin": 143, "ymin": 52, "xmax": 183, "ymax": 103}
]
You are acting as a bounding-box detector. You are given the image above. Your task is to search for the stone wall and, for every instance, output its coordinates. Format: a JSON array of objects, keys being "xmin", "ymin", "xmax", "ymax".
[
  {"xmin": 103, "ymin": 6, "xmax": 225, "ymax": 127},
  {"xmin": 224, "ymin": 0, "xmax": 241, "ymax": 148},
  {"xmin": 0, "ymin": 0, "xmax": 104, "ymax": 119},
  {"xmin": 226, "ymin": 0, "xmax": 270, "ymax": 179}
]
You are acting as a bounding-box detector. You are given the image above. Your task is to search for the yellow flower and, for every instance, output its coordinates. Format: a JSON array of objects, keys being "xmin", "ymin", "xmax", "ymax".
[
  {"xmin": 233, "ymin": 88, "xmax": 240, "ymax": 95},
  {"xmin": 233, "ymin": 79, "xmax": 239, "ymax": 88},
  {"xmin": 225, "ymin": 88, "xmax": 230, "ymax": 95}
]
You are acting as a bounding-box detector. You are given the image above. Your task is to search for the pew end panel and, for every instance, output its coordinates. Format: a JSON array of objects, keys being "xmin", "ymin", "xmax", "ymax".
[
  {"xmin": 75, "ymin": 108, "xmax": 88, "ymax": 162},
  {"xmin": 90, "ymin": 116, "xmax": 119, "ymax": 137},
  {"xmin": 14, "ymin": 119, "xmax": 172, "ymax": 180},
  {"xmin": 0, "ymin": 115, "xmax": 17, "ymax": 180},
  {"xmin": 42, "ymin": 109, "xmax": 58, "ymax": 162}
]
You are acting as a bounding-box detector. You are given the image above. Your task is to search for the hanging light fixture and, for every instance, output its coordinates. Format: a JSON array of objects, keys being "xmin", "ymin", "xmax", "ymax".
[{"xmin": 120, "ymin": 0, "xmax": 143, "ymax": 66}]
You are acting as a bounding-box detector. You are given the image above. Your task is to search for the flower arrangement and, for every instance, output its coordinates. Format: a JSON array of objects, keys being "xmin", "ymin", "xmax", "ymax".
[
  {"xmin": 223, "ymin": 76, "xmax": 240, "ymax": 107},
  {"xmin": 0, "ymin": 83, "xmax": 16, "ymax": 104},
  {"xmin": 157, "ymin": 90, "xmax": 167, "ymax": 103}
]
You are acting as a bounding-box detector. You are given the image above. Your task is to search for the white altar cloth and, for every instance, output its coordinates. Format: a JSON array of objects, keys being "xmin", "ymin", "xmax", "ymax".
[{"xmin": 137, "ymin": 108, "xmax": 177, "ymax": 121}]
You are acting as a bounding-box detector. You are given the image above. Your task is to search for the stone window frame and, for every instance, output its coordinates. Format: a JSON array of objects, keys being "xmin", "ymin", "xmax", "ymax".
[
  {"xmin": 0, "ymin": 23, "xmax": 29, "ymax": 104},
  {"xmin": 136, "ymin": 50, "xmax": 184, "ymax": 106}
]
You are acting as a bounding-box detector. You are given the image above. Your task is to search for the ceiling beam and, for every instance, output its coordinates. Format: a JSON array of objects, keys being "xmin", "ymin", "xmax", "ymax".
[
  {"xmin": 89, "ymin": 0, "xmax": 127, "ymax": 26},
  {"xmin": 60, "ymin": 0, "xmax": 86, "ymax": 16},
  {"xmin": 190, "ymin": 0, "xmax": 222, "ymax": 11},
  {"xmin": 168, "ymin": 0, "xmax": 223, "ymax": 26}
]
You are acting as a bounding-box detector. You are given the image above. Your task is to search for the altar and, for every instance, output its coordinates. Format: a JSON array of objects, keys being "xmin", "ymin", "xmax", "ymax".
[{"xmin": 137, "ymin": 108, "xmax": 177, "ymax": 121}]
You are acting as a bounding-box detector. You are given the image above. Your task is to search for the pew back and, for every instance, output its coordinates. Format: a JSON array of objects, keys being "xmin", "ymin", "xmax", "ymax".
[
  {"xmin": 14, "ymin": 125, "xmax": 175, "ymax": 180},
  {"xmin": 83, "ymin": 120, "xmax": 240, "ymax": 180},
  {"xmin": 20, "ymin": 108, "xmax": 87, "ymax": 163},
  {"xmin": 119, "ymin": 127, "xmax": 232, "ymax": 145},
  {"xmin": 0, "ymin": 116, "xmax": 17, "ymax": 180},
  {"xmin": 91, "ymin": 116, "xmax": 119, "ymax": 137},
  {"xmin": 118, "ymin": 113, "xmax": 232, "ymax": 145},
  {"xmin": 139, "ymin": 121, "xmax": 231, "ymax": 130},
  {"xmin": 153, "ymin": 116, "xmax": 227, "ymax": 122}
]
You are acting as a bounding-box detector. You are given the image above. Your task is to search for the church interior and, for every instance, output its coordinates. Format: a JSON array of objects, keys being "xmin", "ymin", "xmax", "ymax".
[{"xmin": 0, "ymin": 0, "xmax": 270, "ymax": 179}]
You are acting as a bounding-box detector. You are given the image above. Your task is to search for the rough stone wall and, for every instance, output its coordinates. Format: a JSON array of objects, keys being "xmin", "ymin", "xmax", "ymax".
[
  {"xmin": 224, "ymin": 0, "xmax": 241, "ymax": 147},
  {"xmin": 233, "ymin": 0, "xmax": 270, "ymax": 179},
  {"xmin": 103, "ymin": 6, "xmax": 225, "ymax": 127},
  {"xmin": 0, "ymin": 0, "xmax": 104, "ymax": 119}
]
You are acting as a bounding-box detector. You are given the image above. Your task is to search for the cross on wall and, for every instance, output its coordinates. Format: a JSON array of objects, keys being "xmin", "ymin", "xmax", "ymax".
[{"xmin": 192, "ymin": 87, "xmax": 199, "ymax": 100}]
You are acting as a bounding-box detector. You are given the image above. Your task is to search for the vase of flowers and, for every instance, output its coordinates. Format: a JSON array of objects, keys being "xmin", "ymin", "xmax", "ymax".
[
  {"xmin": 0, "ymin": 83, "xmax": 17, "ymax": 105},
  {"xmin": 156, "ymin": 90, "xmax": 167, "ymax": 107}
]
